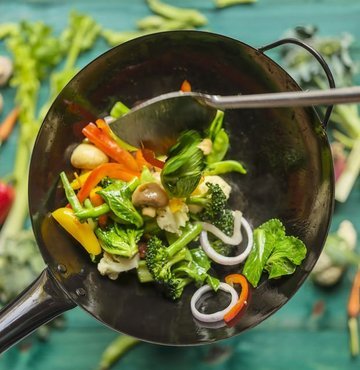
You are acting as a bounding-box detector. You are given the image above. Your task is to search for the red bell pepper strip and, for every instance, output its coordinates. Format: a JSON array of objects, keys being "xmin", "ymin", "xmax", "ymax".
[
  {"xmin": 135, "ymin": 149, "xmax": 152, "ymax": 169},
  {"xmin": 82, "ymin": 122, "xmax": 139, "ymax": 172},
  {"xmin": 77, "ymin": 163, "xmax": 139, "ymax": 203},
  {"xmin": 141, "ymin": 148, "xmax": 165, "ymax": 169},
  {"xmin": 223, "ymin": 274, "xmax": 249, "ymax": 323}
]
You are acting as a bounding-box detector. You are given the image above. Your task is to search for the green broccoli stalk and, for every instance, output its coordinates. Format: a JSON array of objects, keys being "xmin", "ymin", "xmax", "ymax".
[
  {"xmin": 96, "ymin": 224, "xmax": 143, "ymax": 259},
  {"xmin": 145, "ymin": 223, "xmax": 203, "ymax": 299}
]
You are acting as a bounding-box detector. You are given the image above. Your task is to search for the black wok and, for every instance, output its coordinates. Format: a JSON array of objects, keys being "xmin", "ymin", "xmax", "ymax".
[{"xmin": 0, "ymin": 31, "xmax": 335, "ymax": 351}]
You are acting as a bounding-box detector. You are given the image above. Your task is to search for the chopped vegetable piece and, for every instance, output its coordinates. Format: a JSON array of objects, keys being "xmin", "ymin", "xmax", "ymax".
[
  {"xmin": 52, "ymin": 207, "xmax": 101, "ymax": 255},
  {"xmin": 180, "ymin": 79, "xmax": 191, "ymax": 92},
  {"xmin": 200, "ymin": 215, "xmax": 253, "ymax": 265},
  {"xmin": 190, "ymin": 282, "xmax": 238, "ymax": 323},
  {"xmin": 98, "ymin": 179, "xmax": 143, "ymax": 228},
  {"xmin": 110, "ymin": 101, "xmax": 130, "ymax": 118},
  {"xmin": 90, "ymin": 187, "xmax": 107, "ymax": 227},
  {"xmin": 82, "ymin": 122, "xmax": 139, "ymax": 171},
  {"xmin": 223, "ymin": 274, "xmax": 249, "ymax": 323},
  {"xmin": 76, "ymin": 163, "xmax": 139, "ymax": 203},
  {"xmin": 242, "ymin": 219, "xmax": 307, "ymax": 287},
  {"xmin": 205, "ymin": 160, "xmax": 247, "ymax": 176},
  {"xmin": 348, "ymin": 270, "xmax": 360, "ymax": 357},
  {"xmin": 141, "ymin": 148, "xmax": 165, "ymax": 169},
  {"xmin": 96, "ymin": 224, "xmax": 143, "ymax": 259},
  {"xmin": 161, "ymin": 130, "xmax": 205, "ymax": 198},
  {"xmin": 60, "ymin": 171, "xmax": 83, "ymax": 213},
  {"xmin": 135, "ymin": 149, "xmax": 152, "ymax": 169}
]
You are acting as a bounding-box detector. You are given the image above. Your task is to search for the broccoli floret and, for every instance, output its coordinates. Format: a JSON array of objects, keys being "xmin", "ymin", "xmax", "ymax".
[
  {"xmin": 213, "ymin": 209, "xmax": 235, "ymax": 237},
  {"xmin": 188, "ymin": 183, "xmax": 235, "ymax": 236},
  {"xmin": 188, "ymin": 182, "xmax": 227, "ymax": 219},
  {"xmin": 145, "ymin": 223, "xmax": 203, "ymax": 300},
  {"xmin": 95, "ymin": 224, "xmax": 143, "ymax": 259}
]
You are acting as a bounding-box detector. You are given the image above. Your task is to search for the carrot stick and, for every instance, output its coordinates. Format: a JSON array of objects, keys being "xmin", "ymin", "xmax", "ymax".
[
  {"xmin": 348, "ymin": 269, "xmax": 360, "ymax": 357},
  {"xmin": 0, "ymin": 107, "xmax": 20, "ymax": 143},
  {"xmin": 348, "ymin": 270, "xmax": 360, "ymax": 318}
]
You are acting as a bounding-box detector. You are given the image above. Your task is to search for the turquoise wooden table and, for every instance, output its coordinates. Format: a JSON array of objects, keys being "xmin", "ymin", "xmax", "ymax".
[{"xmin": 0, "ymin": 1, "xmax": 360, "ymax": 369}]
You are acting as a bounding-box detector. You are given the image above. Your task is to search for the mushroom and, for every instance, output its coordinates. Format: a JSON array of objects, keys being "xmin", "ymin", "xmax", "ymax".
[
  {"xmin": 132, "ymin": 182, "xmax": 169, "ymax": 208},
  {"xmin": 0, "ymin": 56, "xmax": 13, "ymax": 86},
  {"xmin": 70, "ymin": 143, "xmax": 109, "ymax": 170}
]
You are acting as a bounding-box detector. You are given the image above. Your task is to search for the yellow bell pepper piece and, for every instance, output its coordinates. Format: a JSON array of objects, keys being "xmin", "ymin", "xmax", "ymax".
[
  {"xmin": 52, "ymin": 207, "xmax": 101, "ymax": 255},
  {"xmin": 70, "ymin": 171, "xmax": 92, "ymax": 190}
]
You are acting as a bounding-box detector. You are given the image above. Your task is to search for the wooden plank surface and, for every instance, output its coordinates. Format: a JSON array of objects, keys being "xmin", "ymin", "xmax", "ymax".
[{"xmin": 0, "ymin": 1, "xmax": 360, "ymax": 369}]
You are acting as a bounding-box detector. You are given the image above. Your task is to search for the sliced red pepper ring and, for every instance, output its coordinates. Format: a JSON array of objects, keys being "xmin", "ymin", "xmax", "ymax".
[
  {"xmin": 82, "ymin": 122, "xmax": 139, "ymax": 172},
  {"xmin": 141, "ymin": 148, "xmax": 165, "ymax": 169},
  {"xmin": 77, "ymin": 163, "xmax": 140, "ymax": 203},
  {"xmin": 223, "ymin": 273, "xmax": 249, "ymax": 323}
]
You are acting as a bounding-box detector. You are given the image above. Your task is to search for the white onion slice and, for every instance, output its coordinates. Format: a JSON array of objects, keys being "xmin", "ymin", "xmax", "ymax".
[
  {"xmin": 190, "ymin": 282, "xmax": 238, "ymax": 323},
  {"xmin": 201, "ymin": 210, "xmax": 242, "ymax": 245},
  {"xmin": 200, "ymin": 216, "xmax": 253, "ymax": 265}
]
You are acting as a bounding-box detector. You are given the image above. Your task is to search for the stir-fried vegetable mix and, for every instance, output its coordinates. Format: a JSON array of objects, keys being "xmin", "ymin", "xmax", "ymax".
[{"xmin": 53, "ymin": 84, "xmax": 307, "ymax": 325}]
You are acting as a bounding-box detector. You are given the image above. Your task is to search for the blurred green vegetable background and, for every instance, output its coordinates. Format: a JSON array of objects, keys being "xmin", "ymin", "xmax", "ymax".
[{"xmin": 0, "ymin": 0, "xmax": 359, "ymax": 369}]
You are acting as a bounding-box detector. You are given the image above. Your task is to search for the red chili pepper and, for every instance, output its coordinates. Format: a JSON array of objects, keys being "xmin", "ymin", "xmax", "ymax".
[
  {"xmin": 141, "ymin": 148, "xmax": 165, "ymax": 169},
  {"xmin": 180, "ymin": 80, "xmax": 192, "ymax": 92},
  {"xmin": 223, "ymin": 274, "xmax": 249, "ymax": 323},
  {"xmin": 82, "ymin": 122, "xmax": 139, "ymax": 172},
  {"xmin": 0, "ymin": 181, "xmax": 15, "ymax": 225},
  {"xmin": 77, "ymin": 163, "xmax": 140, "ymax": 203}
]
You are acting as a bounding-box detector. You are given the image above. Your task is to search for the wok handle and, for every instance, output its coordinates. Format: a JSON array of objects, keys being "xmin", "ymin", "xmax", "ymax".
[
  {"xmin": 0, "ymin": 268, "xmax": 76, "ymax": 353},
  {"xmin": 258, "ymin": 37, "xmax": 336, "ymax": 128}
]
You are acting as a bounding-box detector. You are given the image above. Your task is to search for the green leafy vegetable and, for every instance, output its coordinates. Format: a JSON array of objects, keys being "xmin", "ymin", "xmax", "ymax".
[
  {"xmin": 98, "ymin": 180, "xmax": 143, "ymax": 228},
  {"xmin": 161, "ymin": 130, "xmax": 205, "ymax": 198},
  {"xmin": 243, "ymin": 219, "xmax": 307, "ymax": 287},
  {"xmin": 96, "ymin": 224, "xmax": 143, "ymax": 259}
]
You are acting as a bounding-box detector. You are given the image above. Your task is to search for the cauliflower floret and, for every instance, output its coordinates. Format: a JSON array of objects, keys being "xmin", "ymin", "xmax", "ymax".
[
  {"xmin": 156, "ymin": 202, "xmax": 189, "ymax": 235},
  {"xmin": 97, "ymin": 252, "xmax": 139, "ymax": 280},
  {"xmin": 198, "ymin": 175, "xmax": 232, "ymax": 199}
]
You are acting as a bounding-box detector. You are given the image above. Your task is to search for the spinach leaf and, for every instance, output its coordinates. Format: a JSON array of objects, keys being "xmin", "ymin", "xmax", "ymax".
[
  {"xmin": 242, "ymin": 219, "xmax": 306, "ymax": 287},
  {"xmin": 98, "ymin": 180, "xmax": 143, "ymax": 228}
]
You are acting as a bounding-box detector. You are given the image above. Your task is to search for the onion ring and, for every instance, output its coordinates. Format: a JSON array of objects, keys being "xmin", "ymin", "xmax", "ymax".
[
  {"xmin": 200, "ymin": 216, "xmax": 253, "ymax": 265},
  {"xmin": 190, "ymin": 282, "xmax": 238, "ymax": 323},
  {"xmin": 201, "ymin": 210, "xmax": 242, "ymax": 245}
]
